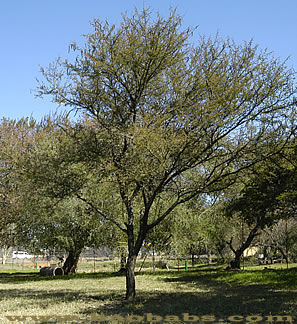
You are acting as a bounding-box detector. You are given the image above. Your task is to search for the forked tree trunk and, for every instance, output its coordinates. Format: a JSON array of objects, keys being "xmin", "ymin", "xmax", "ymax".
[
  {"xmin": 63, "ymin": 249, "xmax": 82, "ymax": 275},
  {"xmin": 2, "ymin": 254, "xmax": 7, "ymax": 265},
  {"xmin": 228, "ymin": 226, "xmax": 258, "ymax": 270}
]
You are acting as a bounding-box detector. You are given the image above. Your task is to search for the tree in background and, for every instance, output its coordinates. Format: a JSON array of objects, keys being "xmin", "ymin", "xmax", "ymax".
[
  {"xmin": 0, "ymin": 175, "xmax": 18, "ymax": 264},
  {"xmin": 35, "ymin": 8, "xmax": 296, "ymax": 299},
  {"xmin": 18, "ymin": 193, "xmax": 115, "ymax": 274},
  {"xmin": 166, "ymin": 196, "xmax": 234, "ymax": 266},
  {"xmin": 262, "ymin": 218, "xmax": 297, "ymax": 268},
  {"xmin": 0, "ymin": 118, "xmax": 39, "ymax": 263},
  {"xmin": 16, "ymin": 119, "xmax": 123, "ymax": 274},
  {"xmin": 165, "ymin": 202, "xmax": 206, "ymax": 266},
  {"xmin": 224, "ymin": 151, "xmax": 297, "ymax": 269},
  {"xmin": 198, "ymin": 202, "xmax": 232, "ymax": 264}
]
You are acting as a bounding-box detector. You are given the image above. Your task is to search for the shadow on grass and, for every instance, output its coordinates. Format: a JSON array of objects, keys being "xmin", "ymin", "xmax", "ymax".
[
  {"xmin": 83, "ymin": 288, "xmax": 297, "ymax": 319},
  {"xmin": 0, "ymin": 271, "xmax": 121, "ymax": 284},
  {"xmin": 82, "ymin": 267, "xmax": 297, "ymax": 318},
  {"xmin": 1, "ymin": 284, "xmax": 296, "ymax": 319}
]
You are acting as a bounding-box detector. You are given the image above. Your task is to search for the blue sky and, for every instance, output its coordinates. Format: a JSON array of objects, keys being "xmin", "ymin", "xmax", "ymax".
[{"xmin": 1, "ymin": 0, "xmax": 296, "ymax": 121}]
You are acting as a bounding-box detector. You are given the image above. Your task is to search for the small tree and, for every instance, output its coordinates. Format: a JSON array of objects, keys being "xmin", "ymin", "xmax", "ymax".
[
  {"xmin": 168, "ymin": 203, "xmax": 205, "ymax": 266},
  {"xmin": 19, "ymin": 195, "xmax": 111, "ymax": 274},
  {"xmin": 17, "ymin": 125, "xmax": 119, "ymax": 274},
  {"xmin": 224, "ymin": 155, "xmax": 295, "ymax": 269},
  {"xmin": 263, "ymin": 218, "xmax": 297, "ymax": 268},
  {"xmin": 199, "ymin": 203, "xmax": 232, "ymax": 264},
  {"xmin": 35, "ymin": 8, "xmax": 296, "ymax": 299}
]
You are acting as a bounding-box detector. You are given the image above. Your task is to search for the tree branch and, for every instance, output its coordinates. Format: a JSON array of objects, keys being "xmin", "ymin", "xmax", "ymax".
[{"xmin": 75, "ymin": 192, "xmax": 127, "ymax": 233}]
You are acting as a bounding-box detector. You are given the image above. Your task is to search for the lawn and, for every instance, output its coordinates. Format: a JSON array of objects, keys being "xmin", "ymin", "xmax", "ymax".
[{"xmin": 0, "ymin": 263, "xmax": 296, "ymax": 323}]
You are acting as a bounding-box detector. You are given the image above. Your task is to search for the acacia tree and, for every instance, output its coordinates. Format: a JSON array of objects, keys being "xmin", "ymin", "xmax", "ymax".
[{"xmin": 35, "ymin": 8, "xmax": 296, "ymax": 299}]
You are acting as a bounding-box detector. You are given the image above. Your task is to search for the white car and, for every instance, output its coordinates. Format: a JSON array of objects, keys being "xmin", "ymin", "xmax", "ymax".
[{"xmin": 12, "ymin": 251, "xmax": 32, "ymax": 259}]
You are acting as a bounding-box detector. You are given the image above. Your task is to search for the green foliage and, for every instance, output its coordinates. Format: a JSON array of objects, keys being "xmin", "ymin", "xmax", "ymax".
[
  {"xmin": 221, "ymin": 146, "xmax": 297, "ymax": 268},
  {"xmin": 225, "ymin": 140, "xmax": 297, "ymax": 228},
  {"xmin": 225, "ymin": 161, "xmax": 289, "ymax": 228},
  {"xmin": 35, "ymin": 8, "xmax": 297, "ymax": 230},
  {"xmin": 0, "ymin": 118, "xmax": 40, "ymax": 250},
  {"xmin": 215, "ymin": 268, "xmax": 297, "ymax": 289}
]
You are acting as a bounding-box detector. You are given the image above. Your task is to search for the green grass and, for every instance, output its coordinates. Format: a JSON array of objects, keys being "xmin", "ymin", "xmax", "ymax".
[
  {"xmin": 0, "ymin": 263, "xmax": 296, "ymax": 323},
  {"xmin": 215, "ymin": 268, "xmax": 297, "ymax": 289}
]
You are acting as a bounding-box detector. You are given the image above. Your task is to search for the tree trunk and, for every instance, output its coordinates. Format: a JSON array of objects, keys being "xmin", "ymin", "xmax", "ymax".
[
  {"xmin": 228, "ymin": 226, "xmax": 259, "ymax": 270},
  {"xmin": 230, "ymin": 253, "xmax": 241, "ymax": 269},
  {"xmin": 2, "ymin": 254, "xmax": 7, "ymax": 265},
  {"xmin": 191, "ymin": 253, "xmax": 195, "ymax": 267},
  {"xmin": 217, "ymin": 246, "xmax": 225, "ymax": 264},
  {"xmin": 207, "ymin": 248, "xmax": 212, "ymax": 264},
  {"xmin": 125, "ymin": 253, "xmax": 137, "ymax": 300},
  {"xmin": 125, "ymin": 222, "xmax": 145, "ymax": 300},
  {"xmin": 278, "ymin": 247, "xmax": 289, "ymax": 269},
  {"xmin": 63, "ymin": 249, "xmax": 82, "ymax": 275},
  {"xmin": 1, "ymin": 246, "xmax": 9, "ymax": 265}
]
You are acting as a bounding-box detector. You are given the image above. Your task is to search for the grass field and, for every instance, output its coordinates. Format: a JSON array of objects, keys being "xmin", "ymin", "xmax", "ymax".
[{"xmin": 0, "ymin": 262, "xmax": 296, "ymax": 323}]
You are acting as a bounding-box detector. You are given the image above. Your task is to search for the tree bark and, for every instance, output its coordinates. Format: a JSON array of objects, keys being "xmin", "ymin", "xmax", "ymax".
[
  {"xmin": 125, "ymin": 253, "xmax": 137, "ymax": 300},
  {"xmin": 125, "ymin": 222, "xmax": 145, "ymax": 300},
  {"xmin": 63, "ymin": 249, "xmax": 82, "ymax": 275},
  {"xmin": 230, "ymin": 253, "xmax": 241, "ymax": 269}
]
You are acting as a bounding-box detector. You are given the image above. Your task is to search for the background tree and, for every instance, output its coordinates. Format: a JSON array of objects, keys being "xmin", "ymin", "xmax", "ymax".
[
  {"xmin": 35, "ymin": 8, "xmax": 296, "ymax": 299},
  {"xmin": 198, "ymin": 202, "xmax": 232, "ymax": 264},
  {"xmin": 0, "ymin": 171, "xmax": 18, "ymax": 264},
  {"xmin": 18, "ymin": 194, "xmax": 114, "ymax": 274},
  {"xmin": 166, "ymin": 197, "xmax": 223, "ymax": 266},
  {"xmin": 224, "ymin": 152, "xmax": 296, "ymax": 269},
  {"xmin": 16, "ymin": 120, "xmax": 124, "ymax": 274},
  {"xmin": 0, "ymin": 118, "xmax": 39, "ymax": 263},
  {"xmin": 262, "ymin": 218, "xmax": 297, "ymax": 268}
]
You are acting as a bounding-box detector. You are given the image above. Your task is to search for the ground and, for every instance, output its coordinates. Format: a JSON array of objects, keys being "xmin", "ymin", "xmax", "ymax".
[{"xmin": 0, "ymin": 261, "xmax": 296, "ymax": 323}]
